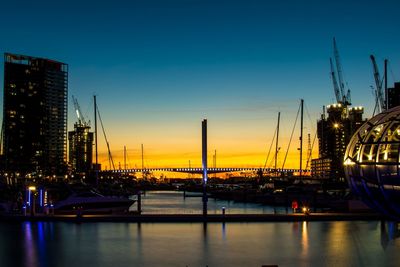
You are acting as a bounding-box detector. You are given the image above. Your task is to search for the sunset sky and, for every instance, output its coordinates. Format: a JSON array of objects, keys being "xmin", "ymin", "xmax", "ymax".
[{"xmin": 1, "ymin": 0, "xmax": 400, "ymax": 171}]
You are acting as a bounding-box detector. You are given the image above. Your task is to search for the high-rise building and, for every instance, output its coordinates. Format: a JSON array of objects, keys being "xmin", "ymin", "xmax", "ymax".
[
  {"xmin": 311, "ymin": 103, "xmax": 365, "ymax": 181},
  {"xmin": 68, "ymin": 123, "xmax": 93, "ymax": 175},
  {"xmin": 2, "ymin": 53, "xmax": 68, "ymax": 176}
]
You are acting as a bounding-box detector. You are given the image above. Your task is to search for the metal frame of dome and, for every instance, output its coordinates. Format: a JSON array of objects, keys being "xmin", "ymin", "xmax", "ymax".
[{"xmin": 344, "ymin": 105, "xmax": 400, "ymax": 219}]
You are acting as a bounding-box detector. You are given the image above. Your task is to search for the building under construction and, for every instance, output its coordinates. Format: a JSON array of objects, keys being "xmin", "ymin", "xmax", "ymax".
[
  {"xmin": 68, "ymin": 97, "xmax": 93, "ymax": 176},
  {"xmin": 311, "ymin": 39, "xmax": 365, "ymax": 182},
  {"xmin": 68, "ymin": 124, "xmax": 93, "ymax": 175},
  {"xmin": 312, "ymin": 104, "xmax": 364, "ymax": 181}
]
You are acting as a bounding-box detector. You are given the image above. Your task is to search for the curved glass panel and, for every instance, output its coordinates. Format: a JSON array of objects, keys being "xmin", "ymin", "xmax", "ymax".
[{"xmin": 344, "ymin": 106, "xmax": 400, "ymax": 220}]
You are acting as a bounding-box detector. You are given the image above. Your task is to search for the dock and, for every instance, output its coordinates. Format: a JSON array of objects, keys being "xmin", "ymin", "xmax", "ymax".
[{"xmin": 0, "ymin": 212, "xmax": 388, "ymax": 223}]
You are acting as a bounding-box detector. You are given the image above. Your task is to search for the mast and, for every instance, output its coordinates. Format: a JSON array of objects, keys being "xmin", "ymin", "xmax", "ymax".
[
  {"xmin": 141, "ymin": 143, "xmax": 144, "ymax": 178},
  {"xmin": 275, "ymin": 112, "xmax": 280, "ymax": 174},
  {"xmin": 189, "ymin": 159, "xmax": 191, "ymax": 179},
  {"xmin": 299, "ymin": 99, "xmax": 304, "ymax": 179},
  {"xmin": 123, "ymin": 146, "xmax": 126, "ymax": 170},
  {"xmin": 94, "ymin": 95, "xmax": 98, "ymax": 185},
  {"xmin": 214, "ymin": 149, "xmax": 217, "ymax": 178},
  {"xmin": 202, "ymin": 119, "xmax": 208, "ymax": 217}
]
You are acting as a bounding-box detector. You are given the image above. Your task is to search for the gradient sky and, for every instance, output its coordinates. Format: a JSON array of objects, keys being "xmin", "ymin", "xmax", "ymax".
[{"xmin": 1, "ymin": 0, "xmax": 400, "ymax": 171}]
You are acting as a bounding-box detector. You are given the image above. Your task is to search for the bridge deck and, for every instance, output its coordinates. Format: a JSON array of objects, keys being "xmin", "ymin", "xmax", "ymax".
[{"xmin": 101, "ymin": 167, "xmax": 310, "ymax": 174}]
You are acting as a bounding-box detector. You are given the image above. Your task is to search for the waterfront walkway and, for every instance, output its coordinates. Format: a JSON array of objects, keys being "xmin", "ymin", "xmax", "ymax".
[{"xmin": 0, "ymin": 212, "xmax": 388, "ymax": 223}]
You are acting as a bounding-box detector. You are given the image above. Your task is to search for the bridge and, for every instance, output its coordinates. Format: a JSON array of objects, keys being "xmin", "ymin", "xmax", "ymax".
[
  {"xmin": 99, "ymin": 119, "xmax": 311, "ymax": 176},
  {"xmin": 100, "ymin": 167, "xmax": 310, "ymax": 175}
]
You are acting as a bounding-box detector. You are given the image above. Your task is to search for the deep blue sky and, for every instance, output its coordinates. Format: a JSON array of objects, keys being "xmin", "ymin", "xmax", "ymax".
[{"xmin": 1, "ymin": 0, "xmax": 400, "ymax": 168}]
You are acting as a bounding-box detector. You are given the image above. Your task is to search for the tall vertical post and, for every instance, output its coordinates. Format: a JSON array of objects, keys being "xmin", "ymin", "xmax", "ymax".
[
  {"xmin": 275, "ymin": 112, "xmax": 280, "ymax": 175},
  {"xmin": 94, "ymin": 95, "xmax": 98, "ymax": 185},
  {"xmin": 385, "ymin": 59, "xmax": 388, "ymax": 110},
  {"xmin": 202, "ymin": 119, "xmax": 208, "ymax": 217},
  {"xmin": 124, "ymin": 145, "xmax": 127, "ymax": 170},
  {"xmin": 214, "ymin": 149, "xmax": 217, "ymax": 178},
  {"xmin": 189, "ymin": 160, "xmax": 191, "ymax": 179},
  {"xmin": 299, "ymin": 99, "xmax": 304, "ymax": 180},
  {"xmin": 141, "ymin": 144, "xmax": 144, "ymax": 179}
]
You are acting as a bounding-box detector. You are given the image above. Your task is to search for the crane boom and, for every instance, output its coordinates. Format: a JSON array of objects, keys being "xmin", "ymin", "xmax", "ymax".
[
  {"xmin": 333, "ymin": 38, "xmax": 346, "ymax": 102},
  {"xmin": 72, "ymin": 95, "xmax": 88, "ymax": 127},
  {"xmin": 330, "ymin": 58, "xmax": 342, "ymax": 103},
  {"xmin": 370, "ymin": 55, "xmax": 385, "ymax": 111}
]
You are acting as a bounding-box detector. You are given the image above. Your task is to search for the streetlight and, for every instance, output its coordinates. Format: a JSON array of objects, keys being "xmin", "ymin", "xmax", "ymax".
[{"xmin": 27, "ymin": 186, "xmax": 37, "ymax": 216}]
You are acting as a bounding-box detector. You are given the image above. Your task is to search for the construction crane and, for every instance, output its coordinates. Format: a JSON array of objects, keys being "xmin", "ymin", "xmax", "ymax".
[
  {"xmin": 332, "ymin": 38, "xmax": 351, "ymax": 106},
  {"xmin": 72, "ymin": 95, "xmax": 89, "ymax": 127},
  {"xmin": 370, "ymin": 55, "xmax": 385, "ymax": 112},
  {"xmin": 330, "ymin": 58, "xmax": 342, "ymax": 103}
]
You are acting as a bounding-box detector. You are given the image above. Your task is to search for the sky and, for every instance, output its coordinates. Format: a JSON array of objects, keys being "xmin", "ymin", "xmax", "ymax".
[{"xmin": 1, "ymin": 0, "xmax": 400, "ymax": 171}]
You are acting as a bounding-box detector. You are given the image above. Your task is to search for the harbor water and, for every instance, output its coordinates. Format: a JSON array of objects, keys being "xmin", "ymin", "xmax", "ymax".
[
  {"xmin": 1, "ymin": 191, "xmax": 399, "ymax": 267},
  {"xmin": 133, "ymin": 190, "xmax": 289, "ymax": 214}
]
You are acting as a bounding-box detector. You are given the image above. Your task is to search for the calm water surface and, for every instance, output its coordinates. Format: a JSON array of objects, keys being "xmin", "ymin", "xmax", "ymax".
[
  {"xmin": 0, "ymin": 221, "xmax": 399, "ymax": 267},
  {"xmin": 1, "ymin": 191, "xmax": 399, "ymax": 267},
  {"xmin": 133, "ymin": 190, "xmax": 288, "ymax": 214}
]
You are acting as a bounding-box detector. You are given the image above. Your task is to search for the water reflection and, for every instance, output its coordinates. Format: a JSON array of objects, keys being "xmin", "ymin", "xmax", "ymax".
[
  {"xmin": 301, "ymin": 221, "xmax": 308, "ymax": 257},
  {"xmin": 37, "ymin": 223, "xmax": 48, "ymax": 267},
  {"xmin": 221, "ymin": 222, "xmax": 227, "ymax": 240},
  {"xmin": 136, "ymin": 190, "xmax": 283, "ymax": 214},
  {"xmin": 2, "ymin": 220, "xmax": 400, "ymax": 267},
  {"xmin": 21, "ymin": 222, "xmax": 57, "ymax": 267},
  {"xmin": 23, "ymin": 222, "xmax": 38, "ymax": 267},
  {"xmin": 381, "ymin": 221, "xmax": 400, "ymax": 250}
]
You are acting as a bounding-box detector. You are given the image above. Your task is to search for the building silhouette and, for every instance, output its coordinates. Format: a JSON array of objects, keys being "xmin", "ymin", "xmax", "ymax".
[
  {"xmin": 2, "ymin": 53, "xmax": 68, "ymax": 177},
  {"xmin": 311, "ymin": 103, "xmax": 364, "ymax": 182},
  {"xmin": 68, "ymin": 123, "xmax": 93, "ymax": 176},
  {"xmin": 387, "ymin": 82, "xmax": 400, "ymax": 109}
]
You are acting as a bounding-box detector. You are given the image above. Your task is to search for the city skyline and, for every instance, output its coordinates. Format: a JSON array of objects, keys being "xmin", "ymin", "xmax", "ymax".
[{"xmin": 1, "ymin": 0, "xmax": 400, "ymax": 170}]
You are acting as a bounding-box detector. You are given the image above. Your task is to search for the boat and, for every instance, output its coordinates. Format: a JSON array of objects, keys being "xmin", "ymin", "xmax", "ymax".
[{"xmin": 50, "ymin": 183, "xmax": 135, "ymax": 214}]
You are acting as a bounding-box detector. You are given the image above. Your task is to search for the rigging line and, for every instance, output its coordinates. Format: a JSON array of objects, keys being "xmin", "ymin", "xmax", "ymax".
[
  {"xmin": 268, "ymin": 153, "xmax": 277, "ymax": 169},
  {"xmin": 306, "ymin": 129, "xmax": 318, "ymax": 170},
  {"xmin": 83, "ymin": 98, "xmax": 94, "ymax": 126},
  {"xmin": 304, "ymin": 102, "xmax": 317, "ymax": 134},
  {"xmin": 96, "ymin": 104, "xmax": 116, "ymax": 170},
  {"xmin": 263, "ymin": 122, "xmax": 277, "ymax": 170},
  {"xmin": 281, "ymin": 103, "xmax": 301, "ymax": 170}
]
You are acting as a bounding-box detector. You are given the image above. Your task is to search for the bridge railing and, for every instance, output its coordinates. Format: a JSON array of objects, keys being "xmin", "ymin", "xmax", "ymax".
[{"xmin": 100, "ymin": 167, "xmax": 310, "ymax": 174}]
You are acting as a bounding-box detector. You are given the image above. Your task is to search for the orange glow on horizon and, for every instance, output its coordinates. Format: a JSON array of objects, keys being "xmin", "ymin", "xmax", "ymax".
[{"xmin": 94, "ymin": 145, "xmax": 318, "ymax": 172}]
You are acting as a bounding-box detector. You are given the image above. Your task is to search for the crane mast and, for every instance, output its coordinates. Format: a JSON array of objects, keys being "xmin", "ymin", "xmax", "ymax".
[
  {"xmin": 330, "ymin": 58, "xmax": 342, "ymax": 103},
  {"xmin": 333, "ymin": 38, "xmax": 351, "ymax": 105},
  {"xmin": 370, "ymin": 55, "xmax": 385, "ymax": 112}
]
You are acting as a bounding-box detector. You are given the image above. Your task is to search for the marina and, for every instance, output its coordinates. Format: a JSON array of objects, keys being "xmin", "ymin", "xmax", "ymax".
[
  {"xmin": 1, "ymin": 1, "xmax": 400, "ymax": 266},
  {"xmin": 0, "ymin": 191, "xmax": 397, "ymax": 266},
  {"xmin": 0, "ymin": 190, "xmax": 387, "ymax": 222},
  {"xmin": 0, "ymin": 220, "xmax": 399, "ymax": 267}
]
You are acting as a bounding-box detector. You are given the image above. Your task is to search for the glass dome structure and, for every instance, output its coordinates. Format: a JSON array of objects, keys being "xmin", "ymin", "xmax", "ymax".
[{"xmin": 344, "ymin": 106, "xmax": 400, "ymax": 219}]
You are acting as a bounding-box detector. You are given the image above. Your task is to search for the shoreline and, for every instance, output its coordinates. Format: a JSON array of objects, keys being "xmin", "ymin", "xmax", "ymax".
[{"xmin": 0, "ymin": 212, "xmax": 389, "ymax": 223}]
